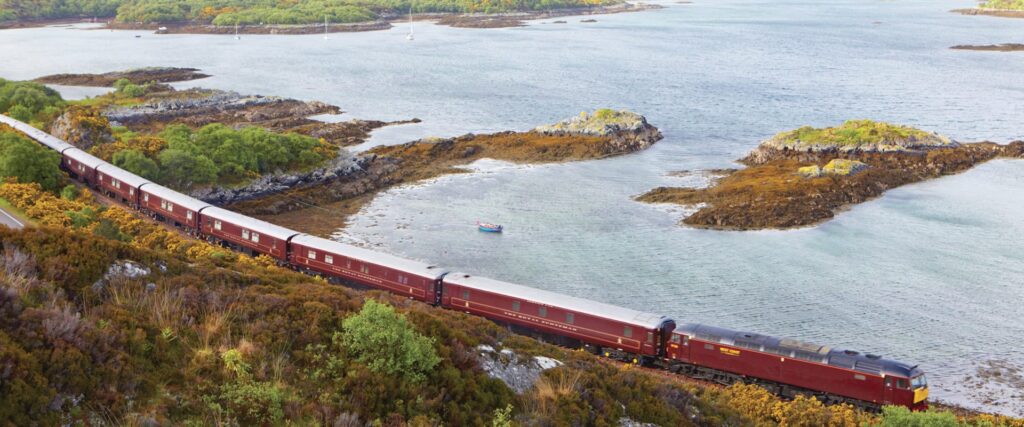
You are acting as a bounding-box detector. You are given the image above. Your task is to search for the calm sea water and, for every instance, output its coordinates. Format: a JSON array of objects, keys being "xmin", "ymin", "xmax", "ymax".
[{"xmin": 2, "ymin": 0, "xmax": 1023, "ymax": 414}]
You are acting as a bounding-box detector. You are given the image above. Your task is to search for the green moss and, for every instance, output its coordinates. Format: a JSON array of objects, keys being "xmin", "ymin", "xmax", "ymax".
[{"xmin": 766, "ymin": 120, "xmax": 953, "ymax": 152}]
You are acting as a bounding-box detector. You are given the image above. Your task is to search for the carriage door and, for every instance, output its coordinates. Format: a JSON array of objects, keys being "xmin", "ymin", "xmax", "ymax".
[{"xmin": 883, "ymin": 376, "xmax": 895, "ymax": 404}]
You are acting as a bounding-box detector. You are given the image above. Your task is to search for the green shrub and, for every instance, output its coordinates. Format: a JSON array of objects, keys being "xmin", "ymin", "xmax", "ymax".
[
  {"xmin": 60, "ymin": 185, "xmax": 80, "ymax": 200},
  {"xmin": 0, "ymin": 131, "xmax": 63, "ymax": 192},
  {"xmin": 340, "ymin": 299, "xmax": 441, "ymax": 383},
  {"xmin": 878, "ymin": 406, "xmax": 963, "ymax": 427}
]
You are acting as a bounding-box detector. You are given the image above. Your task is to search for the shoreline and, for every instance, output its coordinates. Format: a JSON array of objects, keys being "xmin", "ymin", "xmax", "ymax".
[
  {"xmin": 951, "ymin": 8, "xmax": 1024, "ymax": 19},
  {"xmin": 2, "ymin": 2, "xmax": 660, "ymax": 34}
]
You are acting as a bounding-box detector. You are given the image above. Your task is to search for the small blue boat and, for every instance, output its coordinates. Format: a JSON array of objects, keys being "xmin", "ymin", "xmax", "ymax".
[{"xmin": 477, "ymin": 221, "xmax": 503, "ymax": 233}]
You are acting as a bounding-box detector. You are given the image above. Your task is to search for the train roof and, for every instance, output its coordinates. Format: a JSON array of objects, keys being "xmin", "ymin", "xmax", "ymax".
[
  {"xmin": 444, "ymin": 273, "xmax": 673, "ymax": 329},
  {"xmin": 64, "ymin": 147, "xmax": 107, "ymax": 169},
  {"xmin": 200, "ymin": 206, "xmax": 300, "ymax": 242},
  {"xmin": 139, "ymin": 183, "xmax": 211, "ymax": 212},
  {"xmin": 96, "ymin": 163, "xmax": 151, "ymax": 189},
  {"xmin": 0, "ymin": 115, "xmax": 75, "ymax": 152},
  {"xmin": 676, "ymin": 323, "xmax": 923, "ymax": 378},
  {"xmin": 290, "ymin": 234, "xmax": 446, "ymax": 279}
]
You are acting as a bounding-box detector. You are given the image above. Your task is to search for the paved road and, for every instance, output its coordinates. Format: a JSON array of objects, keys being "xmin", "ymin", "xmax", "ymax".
[{"xmin": 0, "ymin": 206, "xmax": 25, "ymax": 229}]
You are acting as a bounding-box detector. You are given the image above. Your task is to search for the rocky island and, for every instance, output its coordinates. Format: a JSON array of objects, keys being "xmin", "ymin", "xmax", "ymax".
[
  {"xmin": 638, "ymin": 120, "xmax": 1024, "ymax": 230},
  {"xmin": 35, "ymin": 67, "xmax": 210, "ymax": 87},
  {"xmin": 950, "ymin": 43, "xmax": 1024, "ymax": 52},
  {"xmin": 231, "ymin": 109, "xmax": 663, "ymax": 234}
]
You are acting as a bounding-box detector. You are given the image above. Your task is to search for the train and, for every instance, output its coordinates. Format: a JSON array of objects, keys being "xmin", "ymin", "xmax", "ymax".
[{"xmin": 0, "ymin": 114, "xmax": 929, "ymax": 411}]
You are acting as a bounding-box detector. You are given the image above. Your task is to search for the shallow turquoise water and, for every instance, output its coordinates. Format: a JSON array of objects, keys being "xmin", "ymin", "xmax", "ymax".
[{"xmin": 2, "ymin": 0, "xmax": 1023, "ymax": 413}]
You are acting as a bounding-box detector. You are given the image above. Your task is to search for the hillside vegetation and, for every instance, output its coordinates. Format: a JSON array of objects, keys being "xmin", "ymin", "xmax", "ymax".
[
  {"xmin": 0, "ymin": 0, "xmax": 621, "ymax": 24},
  {"xmin": 2, "ymin": 142, "xmax": 1023, "ymax": 426}
]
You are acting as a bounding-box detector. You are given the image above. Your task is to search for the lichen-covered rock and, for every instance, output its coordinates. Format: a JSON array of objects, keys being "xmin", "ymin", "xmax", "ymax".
[
  {"xmin": 822, "ymin": 159, "xmax": 870, "ymax": 176},
  {"xmin": 797, "ymin": 165, "xmax": 823, "ymax": 178},
  {"xmin": 798, "ymin": 160, "xmax": 870, "ymax": 178}
]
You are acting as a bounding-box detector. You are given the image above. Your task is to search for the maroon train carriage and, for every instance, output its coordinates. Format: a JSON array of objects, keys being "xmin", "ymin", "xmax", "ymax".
[
  {"xmin": 62, "ymin": 148, "xmax": 106, "ymax": 186},
  {"xmin": 441, "ymin": 273, "xmax": 676, "ymax": 361},
  {"xmin": 289, "ymin": 235, "xmax": 448, "ymax": 303},
  {"xmin": 138, "ymin": 183, "xmax": 211, "ymax": 230},
  {"xmin": 666, "ymin": 324, "xmax": 929, "ymax": 410},
  {"xmin": 0, "ymin": 115, "xmax": 75, "ymax": 153},
  {"xmin": 199, "ymin": 206, "xmax": 299, "ymax": 261},
  {"xmin": 95, "ymin": 164, "xmax": 150, "ymax": 206}
]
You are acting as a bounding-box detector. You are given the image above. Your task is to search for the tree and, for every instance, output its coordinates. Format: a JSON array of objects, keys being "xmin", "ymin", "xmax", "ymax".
[
  {"xmin": 340, "ymin": 300, "xmax": 441, "ymax": 383},
  {"xmin": 0, "ymin": 131, "xmax": 62, "ymax": 192},
  {"xmin": 158, "ymin": 149, "xmax": 217, "ymax": 188},
  {"xmin": 112, "ymin": 149, "xmax": 159, "ymax": 180}
]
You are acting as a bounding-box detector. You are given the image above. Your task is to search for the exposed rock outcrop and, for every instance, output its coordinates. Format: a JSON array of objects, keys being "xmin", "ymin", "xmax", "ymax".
[
  {"xmin": 191, "ymin": 151, "xmax": 366, "ymax": 206},
  {"xmin": 49, "ymin": 106, "xmax": 114, "ymax": 150},
  {"xmin": 475, "ymin": 345, "xmax": 563, "ymax": 393},
  {"xmin": 104, "ymin": 89, "xmax": 339, "ymax": 129},
  {"xmin": 535, "ymin": 109, "xmax": 663, "ymax": 152}
]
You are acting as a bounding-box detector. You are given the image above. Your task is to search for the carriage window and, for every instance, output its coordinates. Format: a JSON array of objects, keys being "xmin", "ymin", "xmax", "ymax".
[
  {"xmin": 130, "ymin": 188, "xmax": 134, "ymax": 195},
  {"xmin": 896, "ymin": 379, "xmax": 910, "ymax": 390},
  {"xmin": 214, "ymin": 220, "xmax": 222, "ymax": 231},
  {"xmin": 565, "ymin": 313, "xmax": 574, "ymax": 324},
  {"xmin": 512, "ymin": 301, "xmax": 520, "ymax": 312},
  {"xmin": 324, "ymin": 255, "xmax": 333, "ymax": 264},
  {"xmin": 251, "ymin": 233, "xmax": 260, "ymax": 243},
  {"xmin": 242, "ymin": 230, "xmax": 250, "ymax": 240},
  {"xmin": 308, "ymin": 250, "xmax": 317, "ymax": 259},
  {"xmin": 538, "ymin": 306, "xmax": 547, "ymax": 317},
  {"xmin": 854, "ymin": 374, "xmax": 867, "ymax": 381},
  {"xmin": 346, "ymin": 260, "xmax": 352, "ymax": 268},
  {"xmin": 671, "ymin": 335, "xmax": 681, "ymax": 344},
  {"xmin": 166, "ymin": 203, "xmax": 173, "ymax": 213},
  {"xmin": 623, "ymin": 326, "xmax": 632, "ymax": 338},
  {"xmin": 187, "ymin": 211, "xmax": 193, "ymax": 220},
  {"xmin": 462, "ymin": 290, "xmax": 470, "ymax": 300},
  {"xmin": 885, "ymin": 377, "xmax": 893, "ymax": 387},
  {"xmin": 647, "ymin": 332, "xmax": 655, "ymax": 343},
  {"xmin": 361, "ymin": 265, "xmax": 369, "ymax": 274},
  {"xmin": 144, "ymin": 194, "xmax": 149, "ymax": 202}
]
